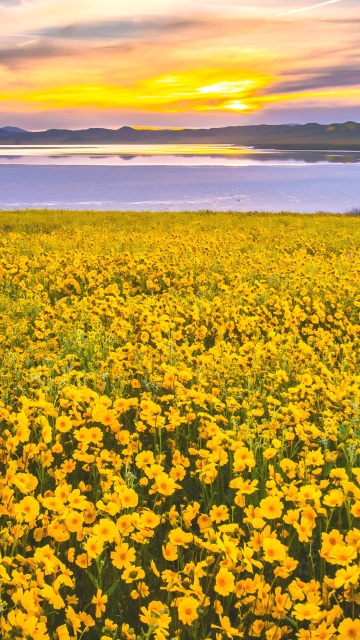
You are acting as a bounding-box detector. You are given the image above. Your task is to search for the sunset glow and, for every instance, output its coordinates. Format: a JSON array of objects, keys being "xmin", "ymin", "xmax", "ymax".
[
  {"xmin": 0, "ymin": 70, "xmax": 272, "ymax": 113},
  {"xmin": 0, "ymin": 0, "xmax": 359, "ymax": 128}
]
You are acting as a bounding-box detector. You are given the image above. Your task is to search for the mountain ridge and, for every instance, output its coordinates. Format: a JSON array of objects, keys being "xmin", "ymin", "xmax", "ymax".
[{"xmin": 1, "ymin": 121, "xmax": 360, "ymax": 149}]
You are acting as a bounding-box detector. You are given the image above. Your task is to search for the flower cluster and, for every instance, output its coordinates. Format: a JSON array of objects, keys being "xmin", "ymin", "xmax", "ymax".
[{"xmin": 0, "ymin": 211, "xmax": 360, "ymax": 640}]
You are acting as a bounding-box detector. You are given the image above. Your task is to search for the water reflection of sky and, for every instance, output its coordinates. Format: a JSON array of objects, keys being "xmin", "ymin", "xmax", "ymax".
[
  {"xmin": 0, "ymin": 144, "xmax": 359, "ymax": 166},
  {"xmin": 0, "ymin": 163, "xmax": 359, "ymax": 213}
]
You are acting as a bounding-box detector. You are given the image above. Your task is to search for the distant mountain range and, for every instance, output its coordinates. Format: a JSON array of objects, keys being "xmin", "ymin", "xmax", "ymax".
[
  {"xmin": 0, "ymin": 121, "xmax": 360, "ymax": 149},
  {"xmin": 1, "ymin": 126, "xmax": 27, "ymax": 133}
]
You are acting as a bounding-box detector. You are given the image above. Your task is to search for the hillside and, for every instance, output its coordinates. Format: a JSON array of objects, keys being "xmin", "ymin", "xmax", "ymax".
[{"xmin": 0, "ymin": 121, "xmax": 360, "ymax": 149}]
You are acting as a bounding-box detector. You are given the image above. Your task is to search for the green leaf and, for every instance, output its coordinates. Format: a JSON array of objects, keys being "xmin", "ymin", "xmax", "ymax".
[
  {"xmin": 85, "ymin": 570, "xmax": 99, "ymax": 590},
  {"xmin": 284, "ymin": 615, "xmax": 298, "ymax": 629},
  {"xmin": 106, "ymin": 577, "xmax": 121, "ymax": 598}
]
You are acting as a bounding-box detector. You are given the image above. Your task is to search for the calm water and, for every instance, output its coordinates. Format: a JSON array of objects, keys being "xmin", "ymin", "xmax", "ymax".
[{"xmin": 0, "ymin": 144, "xmax": 359, "ymax": 212}]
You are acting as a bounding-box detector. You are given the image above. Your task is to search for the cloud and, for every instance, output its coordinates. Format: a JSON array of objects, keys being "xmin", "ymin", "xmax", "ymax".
[
  {"xmin": 0, "ymin": 40, "xmax": 72, "ymax": 68},
  {"xmin": 37, "ymin": 17, "xmax": 208, "ymax": 41},
  {"xmin": 319, "ymin": 17, "xmax": 360, "ymax": 22},
  {"xmin": 263, "ymin": 65, "xmax": 360, "ymax": 95},
  {"xmin": 0, "ymin": 2, "xmax": 358, "ymax": 125},
  {"xmin": 277, "ymin": 0, "xmax": 342, "ymax": 17},
  {"xmin": 0, "ymin": 68, "xmax": 272, "ymax": 113}
]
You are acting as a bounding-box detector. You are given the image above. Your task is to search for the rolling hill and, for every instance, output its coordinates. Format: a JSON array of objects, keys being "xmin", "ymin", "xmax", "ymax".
[{"xmin": 0, "ymin": 121, "xmax": 360, "ymax": 149}]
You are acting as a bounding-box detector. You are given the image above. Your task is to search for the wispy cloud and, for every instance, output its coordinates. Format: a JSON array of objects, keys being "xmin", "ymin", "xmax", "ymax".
[
  {"xmin": 277, "ymin": 0, "xmax": 342, "ymax": 17},
  {"xmin": 0, "ymin": 40, "xmax": 73, "ymax": 68},
  {"xmin": 39, "ymin": 17, "xmax": 207, "ymax": 40},
  {"xmin": 261, "ymin": 65, "xmax": 360, "ymax": 94},
  {"xmin": 0, "ymin": 68, "xmax": 272, "ymax": 113},
  {"xmin": 0, "ymin": 0, "xmax": 22, "ymax": 5},
  {"xmin": 0, "ymin": 0, "xmax": 358, "ymax": 125}
]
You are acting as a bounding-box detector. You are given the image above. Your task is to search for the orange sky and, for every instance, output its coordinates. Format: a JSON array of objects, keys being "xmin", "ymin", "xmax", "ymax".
[{"xmin": 0, "ymin": 0, "xmax": 359, "ymax": 128}]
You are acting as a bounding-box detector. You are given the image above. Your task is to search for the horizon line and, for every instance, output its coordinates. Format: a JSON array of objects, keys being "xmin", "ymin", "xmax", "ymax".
[{"xmin": 1, "ymin": 119, "xmax": 359, "ymax": 133}]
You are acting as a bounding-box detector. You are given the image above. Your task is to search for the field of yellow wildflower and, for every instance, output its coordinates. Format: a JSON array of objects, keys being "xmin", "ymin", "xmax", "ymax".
[{"xmin": 2, "ymin": 209, "xmax": 360, "ymax": 640}]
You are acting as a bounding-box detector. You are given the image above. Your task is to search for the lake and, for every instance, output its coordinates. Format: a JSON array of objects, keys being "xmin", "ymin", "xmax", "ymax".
[{"xmin": 0, "ymin": 144, "xmax": 359, "ymax": 212}]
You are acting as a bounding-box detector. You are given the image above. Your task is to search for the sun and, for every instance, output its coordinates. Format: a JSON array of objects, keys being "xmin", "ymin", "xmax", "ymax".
[{"xmin": 0, "ymin": 68, "xmax": 272, "ymax": 113}]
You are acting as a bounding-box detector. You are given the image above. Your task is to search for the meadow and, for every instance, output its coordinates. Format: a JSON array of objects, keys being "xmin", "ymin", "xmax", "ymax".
[{"xmin": 1, "ymin": 209, "xmax": 360, "ymax": 640}]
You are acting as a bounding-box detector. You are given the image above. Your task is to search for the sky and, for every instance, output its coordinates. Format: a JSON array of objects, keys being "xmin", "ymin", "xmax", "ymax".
[{"xmin": 0, "ymin": 0, "xmax": 359, "ymax": 129}]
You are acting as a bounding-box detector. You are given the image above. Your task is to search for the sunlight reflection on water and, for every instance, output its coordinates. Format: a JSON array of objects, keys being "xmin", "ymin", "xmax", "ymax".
[
  {"xmin": 0, "ymin": 146, "xmax": 359, "ymax": 213},
  {"xmin": 0, "ymin": 145, "xmax": 359, "ymax": 166}
]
